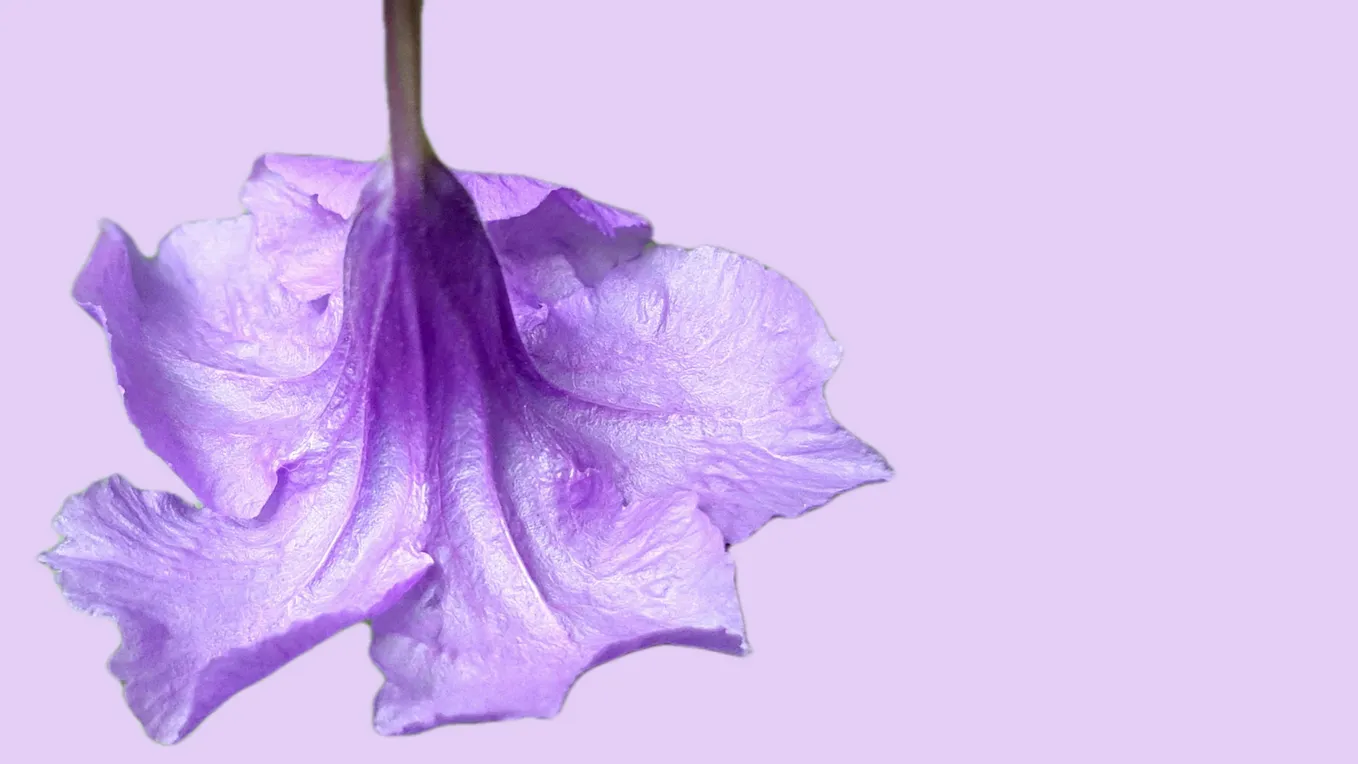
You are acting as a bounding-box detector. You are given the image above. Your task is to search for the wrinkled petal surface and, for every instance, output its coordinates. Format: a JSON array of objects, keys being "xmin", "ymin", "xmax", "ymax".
[
  {"xmin": 45, "ymin": 152, "xmax": 887, "ymax": 740},
  {"xmin": 492, "ymin": 204, "xmax": 891, "ymax": 542},
  {"xmin": 42, "ymin": 476, "xmax": 429, "ymax": 743},
  {"xmin": 354, "ymin": 166, "xmax": 744, "ymax": 733},
  {"xmin": 47, "ymin": 155, "xmax": 442, "ymax": 741}
]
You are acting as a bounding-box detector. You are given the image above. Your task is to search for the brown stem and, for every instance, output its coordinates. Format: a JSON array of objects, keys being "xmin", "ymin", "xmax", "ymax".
[{"xmin": 384, "ymin": 0, "xmax": 431, "ymax": 198}]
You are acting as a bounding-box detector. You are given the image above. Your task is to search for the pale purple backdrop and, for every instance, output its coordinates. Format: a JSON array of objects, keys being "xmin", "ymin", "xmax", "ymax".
[{"xmin": 3, "ymin": 1, "xmax": 1355, "ymax": 761}]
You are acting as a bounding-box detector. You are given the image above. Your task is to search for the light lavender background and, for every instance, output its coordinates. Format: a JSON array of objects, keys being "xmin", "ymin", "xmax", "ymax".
[{"xmin": 2, "ymin": 1, "xmax": 1354, "ymax": 761}]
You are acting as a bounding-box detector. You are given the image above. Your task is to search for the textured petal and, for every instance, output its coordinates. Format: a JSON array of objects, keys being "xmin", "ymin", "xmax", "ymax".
[
  {"xmin": 41, "ymin": 476, "xmax": 429, "ymax": 743},
  {"xmin": 351, "ymin": 165, "xmax": 743, "ymax": 733},
  {"xmin": 253, "ymin": 154, "xmax": 375, "ymax": 218},
  {"xmin": 421, "ymin": 171, "xmax": 888, "ymax": 542},
  {"xmin": 486, "ymin": 185, "xmax": 653, "ymax": 313},
  {"xmin": 491, "ymin": 208, "xmax": 892, "ymax": 542},
  {"xmin": 74, "ymin": 161, "xmax": 355, "ymax": 520},
  {"xmin": 76, "ymin": 154, "xmax": 649, "ymax": 522},
  {"xmin": 45, "ymin": 161, "xmax": 463, "ymax": 741}
]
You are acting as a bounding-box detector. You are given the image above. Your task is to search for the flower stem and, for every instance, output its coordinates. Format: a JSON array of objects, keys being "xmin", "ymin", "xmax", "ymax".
[{"xmin": 385, "ymin": 0, "xmax": 431, "ymax": 198}]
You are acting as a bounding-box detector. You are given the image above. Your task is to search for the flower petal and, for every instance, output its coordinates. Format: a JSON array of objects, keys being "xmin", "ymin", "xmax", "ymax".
[
  {"xmin": 76, "ymin": 155, "xmax": 649, "ymax": 523},
  {"xmin": 359, "ymin": 165, "xmax": 743, "ymax": 733},
  {"xmin": 252, "ymin": 154, "xmax": 375, "ymax": 218},
  {"xmin": 370, "ymin": 445, "xmax": 743, "ymax": 733},
  {"xmin": 75, "ymin": 163, "xmax": 355, "ymax": 520},
  {"xmin": 41, "ymin": 471, "xmax": 429, "ymax": 743},
  {"xmin": 486, "ymin": 185, "xmax": 653, "ymax": 312},
  {"xmin": 492, "ymin": 208, "xmax": 892, "ymax": 542},
  {"xmin": 43, "ymin": 162, "xmax": 471, "ymax": 741}
]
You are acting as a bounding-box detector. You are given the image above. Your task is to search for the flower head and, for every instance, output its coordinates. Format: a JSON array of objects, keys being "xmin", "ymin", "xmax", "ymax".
[{"xmin": 41, "ymin": 0, "xmax": 890, "ymax": 742}]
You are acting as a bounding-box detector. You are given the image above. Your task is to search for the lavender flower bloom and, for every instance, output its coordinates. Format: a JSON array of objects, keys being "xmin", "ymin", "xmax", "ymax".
[{"xmin": 41, "ymin": 0, "xmax": 889, "ymax": 743}]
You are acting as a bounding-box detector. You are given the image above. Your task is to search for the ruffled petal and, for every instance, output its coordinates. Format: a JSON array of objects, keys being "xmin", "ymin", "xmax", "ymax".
[
  {"xmin": 75, "ymin": 154, "xmax": 649, "ymax": 523},
  {"xmin": 492, "ymin": 207, "xmax": 892, "ymax": 542},
  {"xmin": 41, "ymin": 472, "xmax": 429, "ymax": 743},
  {"xmin": 370, "ymin": 448, "xmax": 743, "ymax": 732},
  {"xmin": 361, "ymin": 165, "xmax": 743, "ymax": 733},
  {"xmin": 44, "ymin": 162, "xmax": 460, "ymax": 741},
  {"xmin": 74, "ymin": 163, "xmax": 355, "ymax": 520},
  {"xmin": 253, "ymin": 154, "xmax": 375, "ymax": 218},
  {"xmin": 486, "ymin": 185, "xmax": 653, "ymax": 315}
]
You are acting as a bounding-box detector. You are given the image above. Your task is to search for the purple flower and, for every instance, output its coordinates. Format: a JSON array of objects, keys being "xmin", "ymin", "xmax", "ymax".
[{"xmin": 40, "ymin": 0, "xmax": 889, "ymax": 743}]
